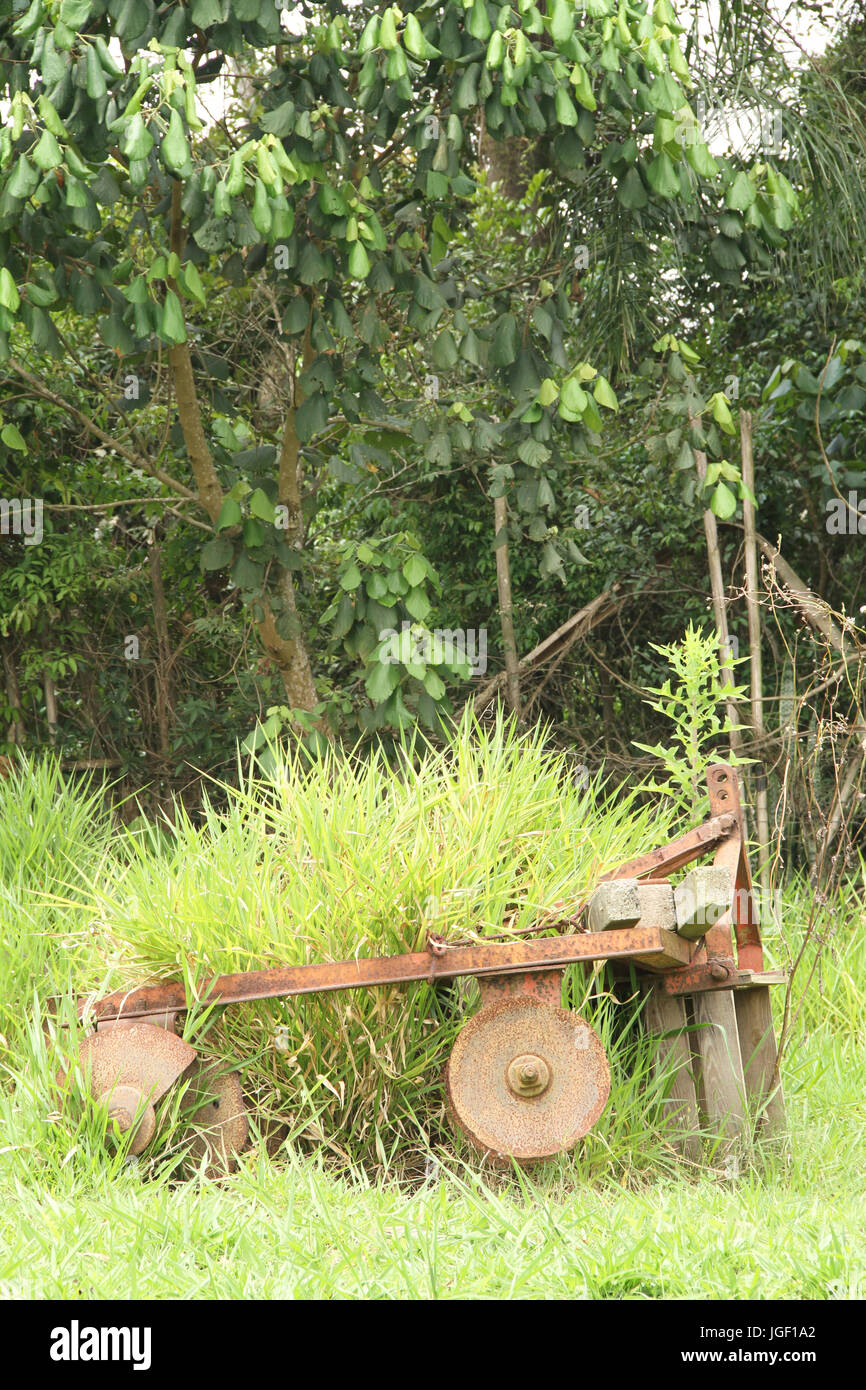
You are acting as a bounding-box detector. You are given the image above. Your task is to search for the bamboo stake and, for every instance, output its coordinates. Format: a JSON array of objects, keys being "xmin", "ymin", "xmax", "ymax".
[{"xmin": 740, "ymin": 410, "xmax": 770, "ymax": 896}]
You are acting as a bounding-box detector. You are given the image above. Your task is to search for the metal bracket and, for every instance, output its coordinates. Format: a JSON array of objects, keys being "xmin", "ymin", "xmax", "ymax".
[{"xmin": 660, "ymin": 961, "xmax": 787, "ymax": 996}]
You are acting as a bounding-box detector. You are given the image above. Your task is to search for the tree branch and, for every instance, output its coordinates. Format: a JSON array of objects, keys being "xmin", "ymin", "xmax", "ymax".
[
  {"xmin": 5, "ymin": 359, "xmax": 196, "ymax": 502},
  {"xmin": 468, "ymin": 582, "xmax": 628, "ymax": 712},
  {"xmin": 166, "ymin": 181, "xmax": 224, "ymax": 525}
]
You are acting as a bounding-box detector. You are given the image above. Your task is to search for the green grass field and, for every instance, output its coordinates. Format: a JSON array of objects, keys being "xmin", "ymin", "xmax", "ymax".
[{"xmin": 1, "ymin": 732, "xmax": 864, "ymax": 1300}]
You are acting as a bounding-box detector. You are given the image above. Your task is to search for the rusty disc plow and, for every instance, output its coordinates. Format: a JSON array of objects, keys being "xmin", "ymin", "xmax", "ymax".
[{"xmin": 59, "ymin": 765, "xmax": 787, "ymax": 1167}]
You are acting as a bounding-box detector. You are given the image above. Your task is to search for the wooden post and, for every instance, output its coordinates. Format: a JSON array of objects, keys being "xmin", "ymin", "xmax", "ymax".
[
  {"xmin": 690, "ymin": 989, "xmax": 747, "ymax": 1142},
  {"xmin": 734, "ymin": 986, "xmax": 786, "ymax": 1139},
  {"xmin": 643, "ymin": 985, "xmax": 701, "ymax": 1162},
  {"xmin": 740, "ymin": 410, "xmax": 770, "ymax": 896}
]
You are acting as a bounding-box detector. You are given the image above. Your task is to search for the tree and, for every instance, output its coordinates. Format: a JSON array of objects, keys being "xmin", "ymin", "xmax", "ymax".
[{"xmin": 0, "ymin": 0, "xmax": 811, "ymax": 750}]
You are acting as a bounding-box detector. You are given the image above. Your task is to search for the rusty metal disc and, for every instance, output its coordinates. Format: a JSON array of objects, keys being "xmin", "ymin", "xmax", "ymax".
[
  {"xmin": 181, "ymin": 1063, "xmax": 249, "ymax": 1178},
  {"xmin": 67, "ymin": 1023, "xmax": 197, "ymax": 1155},
  {"xmin": 445, "ymin": 996, "xmax": 610, "ymax": 1162}
]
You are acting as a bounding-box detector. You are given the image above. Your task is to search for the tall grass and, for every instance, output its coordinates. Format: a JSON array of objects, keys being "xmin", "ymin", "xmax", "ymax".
[{"xmin": 0, "ymin": 757, "xmax": 112, "ymax": 1065}]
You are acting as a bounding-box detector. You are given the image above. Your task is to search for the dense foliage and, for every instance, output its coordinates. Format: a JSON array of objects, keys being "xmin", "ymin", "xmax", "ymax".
[{"xmin": 1, "ymin": 1, "xmax": 864, "ymax": 865}]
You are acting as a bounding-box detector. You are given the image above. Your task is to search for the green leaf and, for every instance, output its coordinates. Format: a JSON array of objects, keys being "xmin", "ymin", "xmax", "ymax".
[
  {"xmin": 86, "ymin": 44, "xmax": 108, "ymax": 100},
  {"xmin": 158, "ymin": 289, "xmax": 187, "ymax": 344},
  {"xmin": 201, "ymin": 536, "xmax": 234, "ymax": 570},
  {"xmin": 358, "ymin": 15, "xmax": 380, "ymax": 54},
  {"xmin": 98, "ymin": 307, "xmax": 135, "ymax": 353},
  {"xmin": 684, "ymin": 139, "xmax": 717, "ymax": 178},
  {"xmin": 179, "ymin": 261, "xmax": 206, "ymax": 306},
  {"xmin": 249, "ymin": 488, "xmax": 276, "ymax": 523},
  {"xmin": 162, "ymin": 107, "xmax": 190, "ymax": 173},
  {"xmin": 251, "ymin": 178, "xmax": 272, "ymax": 235},
  {"xmin": 21, "ymin": 303, "xmax": 62, "ymax": 356},
  {"xmin": 191, "ymin": 0, "xmax": 225, "ymax": 26},
  {"xmin": 555, "ymin": 86, "xmax": 579, "ymax": 127},
  {"xmin": 379, "ymin": 7, "xmax": 398, "ymax": 49},
  {"xmin": 348, "ymin": 240, "xmax": 371, "ymax": 279},
  {"xmin": 122, "ymin": 112, "xmax": 154, "ymax": 161},
  {"xmin": 261, "ymin": 101, "xmax": 296, "ymax": 137},
  {"xmin": 243, "ymin": 518, "xmax": 266, "ymax": 549},
  {"xmin": 550, "ymin": 0, "xmax": 574, "ymax": 44},
  {"xmin": 593, "ymin": 376, "xmax": 618, "ymax": 411},
  {"xmin": 560, "ymin": 378, "xmax": 589, "ymax": 415},
  {"xmin": 404, "ymin": 587, "xmax": 430, "ymax": 622},
  {"xmin": 281, "ymin": 297, "xmax": 309, "ymax": 337},
  {"xmin": 519, "ymin": 437, "xmax": 551, "ymax": 467},
  {"xmin": 340, "ymin": 563, "xmax": 362, "ymax": 591},
  {"xmin": 217, "ymin": 497, "xmax": 242, "ymax": 530},
  {"xmin": 298, "ymin": 242, "xmax": 330, "ymax": 284},
  {"xmin": 1, "ymin": 423, "xmax": 27, "ymax": 451},
  {"xmin": 467, "ymin": 0, "xmax": 491, "ymax": 41},
  {"xmin": 490, "ymin": 313, "xmax": 519, "ymax": 367},
  {"xmin": 426, "ymin": 431, "xmax": 452, "ymax": 467},
  {"xmin": 432, "ymin": 328, "xmax": 458, "ymax": 369},
  {"xmin": 9, "ymin": 155, "xmax": 40, "ymax": 199},
  {"xmin": 423, "ymin": 669, "xmax": 446, "ymax": 700},
  {"xmin": 617, "ymin": 166, "xmax": 647, "ymax": 209},
  {"xmin": 647, "ymin": 74, "xmax": 683, "ymax": 114},
  {"xmin": 581, "ymin": 396, "xmax": 604, "ymax": 433},
  {"xmin": 709, "ymin": 481, "xmax": 737, "ymax": 519},
  {"xmin": 404, "ymin": 13, "xmax": 440, "ymax": 59},
  {"xmin": 646, "ymin": 152, "xmax": 680, "ymax": 198},
  {"xmin": 232, "ymin": 551, "xmax": 265, "ymax": 591},
  {"xmin": 21, "ymin": 281, "xmax": 56, "ymax": 308},
  {"xmin": 296, "ymin": 392, "xmax": 329, "ymax": 442},
  {"xmin": 33, "ymin": 129, "xmax": 63, "ymax": 171},
  {"xmin": 710, "ymin": 235, "xmax": 746, "ymax": 270},
  {"xmin": 402, "ymin": 554, "xmax": 427, "ymax": 586},
  {"xmin": 569, "ymin": 63, "xmax": 597, "ymax": 111},
  {"xmin": 61, "ymin": 0, "xmax": 93, "ymax": 26},
  {"xmin": 0, "ymin": 269, "xmax": 20, "ymax": 313},
  {"xmin": 726, "ymin": 172, "xmax": 756, "ymax": 211},
  {"xmin": 365, "ymin": 658, "xmax": 401, "ymax": 703},
  {"xmin": 709, "ymin": 392, "xmax": 736, "ymax": 433}
]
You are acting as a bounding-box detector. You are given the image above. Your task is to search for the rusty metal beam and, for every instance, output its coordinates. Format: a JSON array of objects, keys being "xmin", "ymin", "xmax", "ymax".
[
  {"xmin": 659, "ymin": 961, "xmax": 787, "ymax": 996},
  {"xmin": 597, "ymin": 813, "xmax": 736, "ymax": 884},
  {"xmin": 88, "ymin": 926, "xmax": 691, "ymax": 1024},
  {"xmin": 706, "ymin": 763, "xmax": 764, "ymax": 971}
]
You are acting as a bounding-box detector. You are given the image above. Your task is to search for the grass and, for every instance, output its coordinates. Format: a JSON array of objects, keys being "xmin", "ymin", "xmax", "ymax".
[{"xmin": 0, "ymin": 720, "xmax": 863, "ymax": 1299}]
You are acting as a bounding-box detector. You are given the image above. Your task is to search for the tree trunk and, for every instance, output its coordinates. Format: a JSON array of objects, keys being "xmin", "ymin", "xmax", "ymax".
[
  {"xmin": 166, "ymin": 182, "xmax": 321, "ymax": 721},
  {"xmin": 148, "ymin": 537, "xmax": 173, "ymax": 762},
  {"xmin": 493, "ymin": 493, "xmax": 521, "ymax": 715},
  {"xmin": 2, "ymin": 641, "xmax": 25, "ymax": 744},
  {"xmin": 741, "ymin": 411, "xmax": 770, "ymax": 892}
]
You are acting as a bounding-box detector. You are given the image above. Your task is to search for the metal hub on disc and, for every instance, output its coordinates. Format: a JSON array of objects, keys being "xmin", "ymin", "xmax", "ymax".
[
  {"xmin": 181, "ymin": 1062, "xmax": 249, "ymax": 1178},
  {"xmin": 65, "ymin": 1023, "xmax": 197, "ymax": 1156},
  {"xmin": 445, "ymin": 995, "xmax": 610, "ymax": 1162}
]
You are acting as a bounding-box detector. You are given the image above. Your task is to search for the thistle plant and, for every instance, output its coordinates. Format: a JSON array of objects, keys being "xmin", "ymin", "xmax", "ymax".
[{"xmin": 633, "ymin": 623, "xmax": 752, "ymax": 820}]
